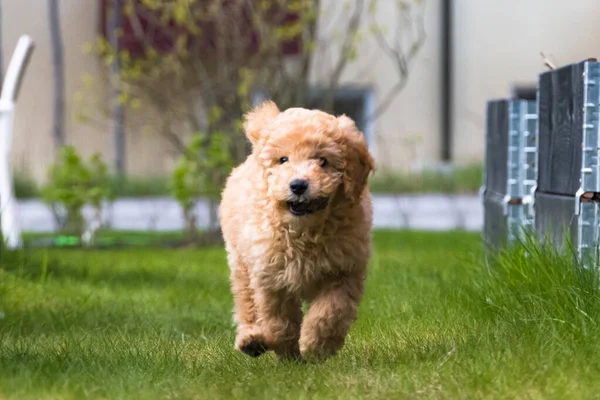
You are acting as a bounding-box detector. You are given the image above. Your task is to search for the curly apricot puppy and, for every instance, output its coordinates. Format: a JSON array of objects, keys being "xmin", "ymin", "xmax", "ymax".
[{"xmin": 219, "ymin": 101, "xmax": 374, "ymax": 362}]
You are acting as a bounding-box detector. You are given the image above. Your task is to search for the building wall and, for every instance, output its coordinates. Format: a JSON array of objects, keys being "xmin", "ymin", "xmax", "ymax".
[
  {"xmin": 5, "ymin": 0, "xmax": 600, "ymax": 182},
  {"xmin": 317, "ymin": 0, "xmax": 600, "ymax": 171},
  {"xmin": 314, "ymin": 0, "xmax": 442, "ymax": 171},
  {"xmin": 453, "ymin": 0, "xmax": 600, "ymax": 164},
  {"xmin": 3, "ymin": 0, "xmax": 444, "ymax": 181},
  {"xmin": 2, "ymin": 0, "xmax": 174, "ymax": 182}
]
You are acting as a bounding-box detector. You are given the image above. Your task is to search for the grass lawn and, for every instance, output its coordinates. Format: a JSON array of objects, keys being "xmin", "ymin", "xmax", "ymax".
[
  {"xmin": 1, "ymin": 230, "xmax": 600, "ymax": 399},
  {"xmin": 21, "ymin": 231, "xmax": 224, "ymax": 252},
  {"xmin": 22, "ymin": 231, "xmax": 193, "ymax": 248}
]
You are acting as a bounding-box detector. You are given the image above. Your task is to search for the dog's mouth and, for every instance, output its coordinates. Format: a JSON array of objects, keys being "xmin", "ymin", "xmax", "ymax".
[{"xmin": 287, "ymin": 197, "xmax": 329, "ymax": 217}]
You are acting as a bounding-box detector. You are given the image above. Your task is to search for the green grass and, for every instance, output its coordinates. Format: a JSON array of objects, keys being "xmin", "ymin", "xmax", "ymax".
[
  {"xmin": 2, "ymin": 231, "xmax": 600, "ymax": 399},
  {"xmin": 22, "ymin": 230, "xmax": 191, "ymax": 248},
  {"xmin": 369, "ymin": 164, "xmax": 483, "ymax": 194}
]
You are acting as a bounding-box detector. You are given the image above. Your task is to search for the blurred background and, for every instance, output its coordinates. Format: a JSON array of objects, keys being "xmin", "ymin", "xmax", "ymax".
[{"xmin": 2, "ymin": 0, "xmax": 600, "ymax": 244}]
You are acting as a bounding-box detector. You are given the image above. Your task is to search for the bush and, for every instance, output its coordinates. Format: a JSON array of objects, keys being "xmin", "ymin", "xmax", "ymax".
[
  {"xmin": 109, "ymin": 176, "xmax": 170, "ymax": 197},
  {"xmin": 171, "ymin": 132, "xmax": 233, "ymax": 237},
  {"xmin": 13, "ymin": 174, "xmax": 171, "ymax": 200},
  {"xmin": 14, "ymin": 173, "xmax": 40, "ymax": 199},
  {"xmin": 369, "ymin": 164, "xmax": 483, "ymax": 194},
  {"xmin": 42, "ymin": 146, "xmax": 113, "ymax": 238}
]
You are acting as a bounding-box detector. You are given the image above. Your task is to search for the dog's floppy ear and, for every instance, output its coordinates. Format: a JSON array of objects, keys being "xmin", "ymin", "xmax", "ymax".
[
  {"xmin": 338, "ymin": 115, "xmax": 375, "ymax": 202},
  {"xmin": 243, "ymin": 100, "xmax": 280, "ymax": 147}
]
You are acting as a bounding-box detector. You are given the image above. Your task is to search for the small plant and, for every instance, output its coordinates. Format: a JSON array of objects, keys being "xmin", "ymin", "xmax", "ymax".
[
  {"xmin": 109, "ymin": 176, "xmax": 170, "ymax": 197},
  {"xmin": 369, "ymin": 164, "xmax": 483, "ymax": 194},
  {"xmin": 42, "ymin": 146, "xmax": 113, "ymax": 241},
  {"xmin": 13, "ymin": 172, "xmax": 40, "ymax": 199},
  {"xmin": 172, "ymin": 132, "xmax": 233, "ymax": 238}
]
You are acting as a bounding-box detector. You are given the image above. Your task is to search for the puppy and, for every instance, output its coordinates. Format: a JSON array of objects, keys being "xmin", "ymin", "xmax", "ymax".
[{"xmin": 219, "ymin": 101, "xmax": 375, "ymax": 362}]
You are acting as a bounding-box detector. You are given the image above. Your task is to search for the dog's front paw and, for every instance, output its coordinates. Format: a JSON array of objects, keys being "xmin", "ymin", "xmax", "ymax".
[
  {"xmin": 235, "ymin": 330, "xmax": 268, "ymax": 358},
  {"xmin": 240, "ymin": 339, "xmax": 267, "ymax": 357}
]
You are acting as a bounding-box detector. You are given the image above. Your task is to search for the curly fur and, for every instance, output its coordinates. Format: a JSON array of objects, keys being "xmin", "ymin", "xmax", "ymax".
[{"xmin": 219, "ymin": 101, "xmax": 375, "ymax": 362}]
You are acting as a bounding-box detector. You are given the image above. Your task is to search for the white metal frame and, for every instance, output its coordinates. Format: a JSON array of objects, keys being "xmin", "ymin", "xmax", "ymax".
[{"xmin": 0, "ymin": 35, "xmax": 35, "ymax": 249}]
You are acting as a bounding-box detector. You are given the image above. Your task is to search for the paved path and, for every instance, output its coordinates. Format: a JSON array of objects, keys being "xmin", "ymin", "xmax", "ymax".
[{"xmin": 17, "ymin": 195, "xmax": 482, "ymax": 233}]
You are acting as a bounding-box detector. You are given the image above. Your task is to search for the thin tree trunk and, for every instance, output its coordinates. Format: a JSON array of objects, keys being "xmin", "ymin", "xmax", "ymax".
[
  {"xmin": 185, "ymin": 206, "xmax": 198, "ymax": 239},
  {"xmin": 321, "ymin": 0, "xmax": 365, "ymax": 112},
  {"xmin": 208, "ymin": 198, "xmax": 218, "ymax": 233},
  {"xmin": 0, "ymin": 0, "xmax": 4, "ymax": 88},
  {"xmin": 293, "ymin": 0, "xmax": 321, "ymax": 107},
  {"xmin": 48, "ymin": 0, "xmax": 65, "ymax": 149},
  {"xmin": 108, "ymin": 0, "xmax": 126, "ymax": 176}
]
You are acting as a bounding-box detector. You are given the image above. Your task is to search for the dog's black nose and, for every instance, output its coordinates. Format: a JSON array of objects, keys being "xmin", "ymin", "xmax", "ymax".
[{"xmin": 290, "ymin": 179, "xmax": 309, "ymax": 195}]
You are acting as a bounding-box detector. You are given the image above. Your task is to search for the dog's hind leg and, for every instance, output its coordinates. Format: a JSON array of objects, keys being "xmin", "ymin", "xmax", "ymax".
[
  {"xmin": 299, "ymin": 273, "xmax": 365, "ymax": 362},
  {"xmin": 229, "ymin": 255, "xmax": 267, "ymax": 357}
]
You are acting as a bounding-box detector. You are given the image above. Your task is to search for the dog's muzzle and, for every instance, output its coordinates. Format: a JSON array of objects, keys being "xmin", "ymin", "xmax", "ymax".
[{"xmin": 287, "ymin": 197, "xmax": 329, "ymax": 216}]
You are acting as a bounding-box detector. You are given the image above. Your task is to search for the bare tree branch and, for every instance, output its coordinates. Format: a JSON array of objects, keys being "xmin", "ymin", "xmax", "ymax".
[
  {"xmin": 108, "ymin": 0, "xmax": 126, "ymax": 176},
  {"xmin": 0, "ymin": 1, "xmax": 4, "ymax": 88},
  {"xmin": 48, "ymin": 0, "xmax": 66, "ymax": 150},
  {"xmin": 540, "ymin": 51, "xmax": 556, "ymax": 70},
  {"xmin": 322, "ymin": 0, "xmax": 365, "ymax": 110},
  {"xmin": 126, "ymin": 1, "xmax": 154, "ymax": 48},
  {"xmin": 366, "ymin": 0, "xmax": 426, "ymax": 122},
  {"xmin": 90, "ymin": 0, "xmax": 426, "ymax": 163},
  {"xmin": 294, "ymin": 0, "xmax": 321, "ymax": 106}
]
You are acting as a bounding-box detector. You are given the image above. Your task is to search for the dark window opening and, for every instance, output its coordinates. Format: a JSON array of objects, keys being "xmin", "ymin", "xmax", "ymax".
[
  {"xmin": 511, "ymin": 84, "xmax": 537, "ymax": 101},
  {"xmin": 306, "ymin": 87, "xmax": 373, "ymax": 134}
]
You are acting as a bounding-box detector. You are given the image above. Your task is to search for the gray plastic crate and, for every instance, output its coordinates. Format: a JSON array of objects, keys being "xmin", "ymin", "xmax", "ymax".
[
  {"xmin": 482, "ymin": 99, "xmax": 537, "ymax": 248},
  {"xmin": 535, "ymin": 191, "xmax": 600, "ymax": 265},
  {"xmin": 536, "ymin": 60, "xmax": 600, "ymax": 266},
  {"xmin": 538, "ymin": 60, "xmax": 600, "ymax": 195},
  {"xmin": 535, "ymin": 192, "xmax": 578, "ymax": 249},
  {"xmin": 484, "ymin": 191, "xmax": 530, "ymax": 248}
]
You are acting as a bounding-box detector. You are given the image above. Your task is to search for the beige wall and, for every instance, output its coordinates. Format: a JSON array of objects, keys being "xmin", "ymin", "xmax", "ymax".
[
  {"xmin": 4, "ymin": 0, "xmax": 445, "ymax": 180},
  {"xmin": 316, "ymin": 0, "xmax": 600, "ymax": 170},
  {"xmin": 6, "ymin": 0, "xmax": 600, "ymax": 182},
  {"xmin": 313, "ymin": 0, "xmax": 442, "ymax": 171},
  {"xmin": 453, "ymin": 0, "xmax": 600, "ymax": 164},
  {"xmin": 2, "ymin": 0, "xmax": 173, "ymax": 182}
]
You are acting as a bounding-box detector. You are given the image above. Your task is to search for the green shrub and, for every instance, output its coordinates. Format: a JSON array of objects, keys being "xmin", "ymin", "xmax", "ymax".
[
  {"xmin": 42, "ymin": 146, "xmax": 113, "ymax": 237},
  {"xmin": 13, "ymin": 173, "xmax": 40, "ymax": 199},
  {"xmin": 369, "ymin": 164, "xmax": 483, "ymax": 194},
  {"xmin": 13, "ymin": 174, "xmax": 171, "ymax": 200},
  {"xmin": 109, "ymin": 176, "xmax": 170, "ymax": 197},
  {"xmin": 171, "ymin": 132, "xmax": 233, "ymax": 237}
]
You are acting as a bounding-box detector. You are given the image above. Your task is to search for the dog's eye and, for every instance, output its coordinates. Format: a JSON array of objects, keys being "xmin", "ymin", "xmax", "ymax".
[
  {"xmin": 279, "ymin": 157, "xmax": 288, "ymax": 164},
  {"xmin": 319, "ymin": 157, "xmax": 328, "ymax": 168}
]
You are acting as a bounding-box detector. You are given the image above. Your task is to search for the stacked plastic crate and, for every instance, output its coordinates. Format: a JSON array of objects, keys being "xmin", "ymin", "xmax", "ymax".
[
  {"xmin": 535, "ymin": 60, "xmax": 600, "ymax": 266},
  {"xmin": 482, "ymin": 98, "xmax": 538, "ymax": 248}
]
